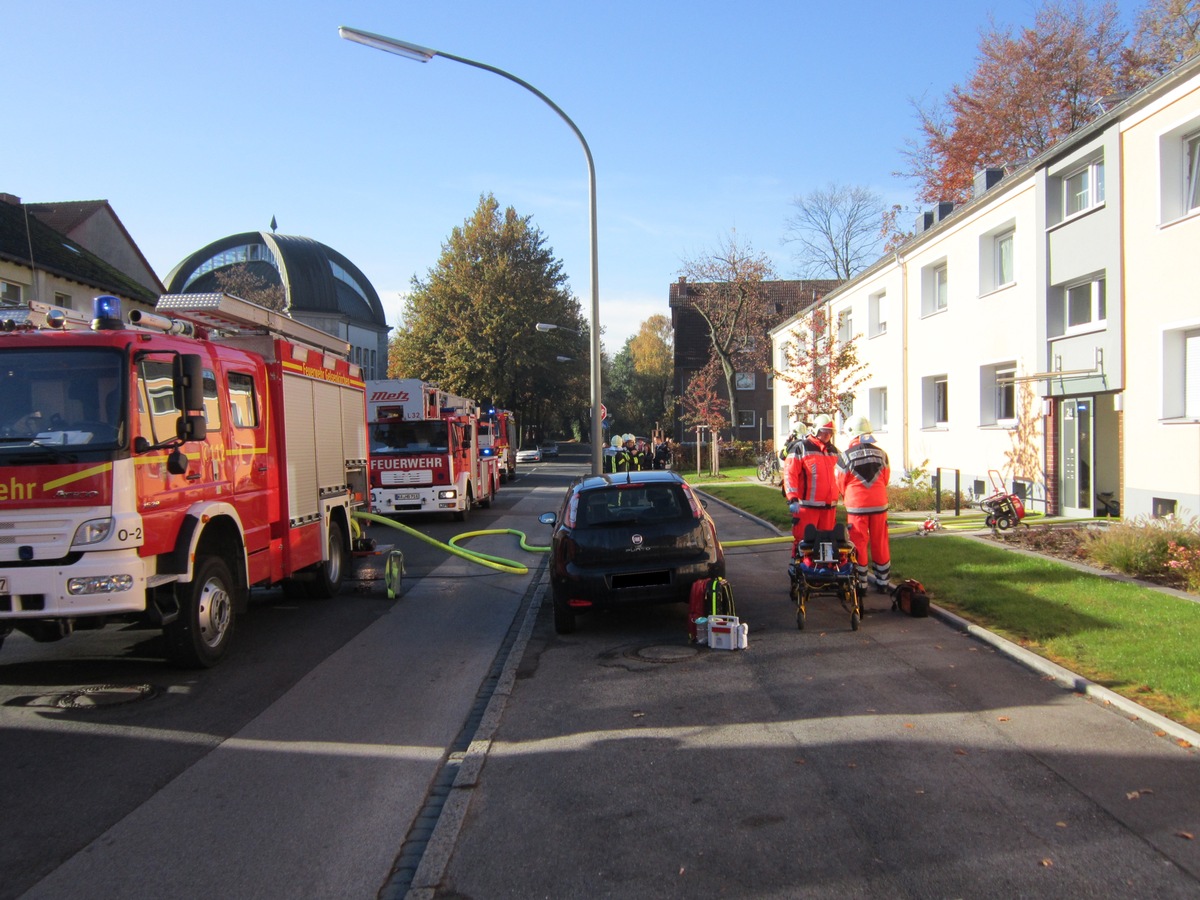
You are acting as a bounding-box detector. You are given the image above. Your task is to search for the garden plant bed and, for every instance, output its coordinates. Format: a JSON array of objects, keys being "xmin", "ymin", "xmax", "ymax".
[{"xmin": 986, "ymin": 523, "xmax": 1191, "ymax": 592}]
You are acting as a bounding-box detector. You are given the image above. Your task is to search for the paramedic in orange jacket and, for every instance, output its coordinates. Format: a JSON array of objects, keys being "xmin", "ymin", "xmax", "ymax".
[
  {"xmin": 837, "ymin": 416, "xmax": 891, "ymax": 594},
  {"xmin": 783, "ymin": 414, "xmax": 839, "ymax": 557}
]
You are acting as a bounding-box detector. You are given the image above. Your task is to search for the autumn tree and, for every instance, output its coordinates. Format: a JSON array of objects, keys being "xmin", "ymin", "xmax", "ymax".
[
  {"xmin": 678, "ymin": 359, "xmax": 729, "ymax": 475},
  {"xmin": 213, "ymin": 263, "xmax": 286, "ymax": 311},
  {"xmin": 390, "ymin": 193, "xmax": 588, "ymax": 430},
  {"xmin": 678, "ymin": 231, "xmax": 777, "ymax": 432},
  {"xmin": 783, "ymin": 183, "xmax": 887, "ymax": 280},
  {"xmin": 628, "ymin": 314, "xmax": 674, "ymax": 423},
  {"xmin": 1130, "ymin": 0, "xmax": 1200, "ymax": 84},
  {"xmin": 774, "ymin": 305, "xmax": 869, "ymax": 428},
  {"xmin": 901, "ymin": 0, "xmax": 1133, "ymax": 204}
]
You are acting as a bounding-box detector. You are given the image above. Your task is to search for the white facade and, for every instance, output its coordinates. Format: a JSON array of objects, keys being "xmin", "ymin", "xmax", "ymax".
[
  {"xmin": 773, "ymin": 54, "xmax": 1200, "ymax": 520},
  {"xmin": 1119, "ymin": 70, "xmax": 1200, "ymax": 519}
]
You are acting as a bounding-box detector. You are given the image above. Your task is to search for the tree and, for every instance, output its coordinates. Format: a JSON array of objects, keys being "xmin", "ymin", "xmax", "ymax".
[
  {"xmin": 774, "ymin": 305, "xmax": 869, "ymax": 427},
  {"xmin": 1130, "ymin": 0, "xmax": 1200, "ymax": 84},
  {"xmin": 390, "ymin": 194, "xmax": 588, "ymax": 431},
  {"xmin": 678, "ymin": 231, "xmax": 777, "ymax": 433},
  {"xmin": 628, "ymin": 314, "xmax": 674, "ymax": 426},
  {"xmin": 678, "ymin": 358, "xmax": 729, "ymax": 476},
  {"xmin": 213, "ymin": 264, "xmax": 285, "ymax": 311},
  {"xmin": 783, "ymin": 183, "xmax": 886, "ymax": 280},
  {"xmin": 901, "ymin": 0, "xmax": 1132, "ymax": 205}
]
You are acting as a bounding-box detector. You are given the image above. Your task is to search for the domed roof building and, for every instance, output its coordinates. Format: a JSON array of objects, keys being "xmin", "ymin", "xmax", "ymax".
[{"xmin": 164, "ymin": 230, "xmax": 389, "ymax": 378}]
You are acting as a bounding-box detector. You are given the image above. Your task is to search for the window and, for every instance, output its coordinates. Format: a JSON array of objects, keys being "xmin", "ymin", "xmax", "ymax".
[
  {"xmin": 1066, "ymin": 277, "xmax": 1106, "ymax": 332},
  {"xmin": 1064, "ymin": 158, "xmax": 1105, "ymax": 217},
  {"xmin": 1153, "ymin": 498, "xmax": 1178, "ymax": 519},
  {"xmin": 869, "ymin": 290, "xmax": 887, "ymax": 337},
  {"xmin": 228, "ymin": 372, "xmax": 259, "ymax": 428},
  {"xmin": 922, "ymin": 375, "xmax": 949, "ymax": 427},
  {"xmin": 995, "ymin": 231, "xmax": 1014, "ymax": 287},
  {"xmin": 734, "ymin": 372, "xmax": 755, "ymax": 390},
  {"xmin": 1, "ymin": 280, "xmax": 22, "ymax": 307},
  {"xmin": 869, "ymin": 387, "xmax": 888, "ymax": 430},
  {"xmin": 981, "ymin": 362, "xmax": 1016, "ymax": 425},
  {"xmin": 922, "ymin": 261, "xmax": 949, "ymax": 315},
  {"xmin": 1186, "ymin": 132, "xmax": 1200, "ymax": 214},
  {"xmin": 53, "ymin": 292, "xmax": 72, "ymax": 308},
  {"xmin": 737, "ymin": 409, "xmax": 755, "ymax": 428},
  {"xmin": 1164, "ymin": 326, "xmax": 1200, "ymax": 419},
  {"xmin": 836, "ymin": 309, "xmax": 853, "ymax": 344}
]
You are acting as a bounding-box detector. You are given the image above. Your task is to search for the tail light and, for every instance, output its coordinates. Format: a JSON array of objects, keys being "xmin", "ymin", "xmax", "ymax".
[
  {"xmin": 681, "ymin": 484, "xmax": 704, "ymax": 519},
  {"xmin": 564, "ymin": 494, "xmax": 579, "ymax": 528}
]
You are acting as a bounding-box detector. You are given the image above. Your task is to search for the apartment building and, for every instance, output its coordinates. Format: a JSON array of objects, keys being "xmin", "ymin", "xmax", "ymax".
[{"xmin": 772, "ymin": 55, "xmax": 1200, "ymax": 519}]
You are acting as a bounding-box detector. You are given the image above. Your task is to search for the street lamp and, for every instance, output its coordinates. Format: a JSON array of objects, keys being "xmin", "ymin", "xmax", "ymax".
[
  {"xmin": 339, "ymin": 26, "xmax": 604, "ymax": 475},
  {"xmin": 536, "ymin": 322, "xmax": 579, "ymax": 335}
]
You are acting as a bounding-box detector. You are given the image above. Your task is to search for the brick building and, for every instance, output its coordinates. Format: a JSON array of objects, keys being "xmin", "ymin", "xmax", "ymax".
[{"xmin": 669, "ymin": 276, "xmax": 837, "ymax": 445}]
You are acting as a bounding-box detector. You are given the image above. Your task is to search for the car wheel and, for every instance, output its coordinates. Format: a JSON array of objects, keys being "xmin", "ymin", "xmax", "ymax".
[
  {"xmin": 552, "ymin": 590, "xmax": 576, "ymax": 635},
  {"xmin": 164, "ymin": 555, "xmax": 237, "ymax": 668}
]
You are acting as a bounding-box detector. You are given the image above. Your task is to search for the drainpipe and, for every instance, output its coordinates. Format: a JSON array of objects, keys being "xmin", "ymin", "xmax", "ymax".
[{"xmin": 896, "ymin": 250, "xmax": 910, "ymax": 472}]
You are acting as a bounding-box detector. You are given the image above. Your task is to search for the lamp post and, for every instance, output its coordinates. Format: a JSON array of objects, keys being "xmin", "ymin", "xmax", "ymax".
[{"xmin": 340, "ymin": 26, "xmax": 604, "ymax": 475}]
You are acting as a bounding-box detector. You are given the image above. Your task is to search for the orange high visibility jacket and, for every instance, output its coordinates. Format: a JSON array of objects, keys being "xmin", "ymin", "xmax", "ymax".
[
  {"xmin": 784, "ymin": 433, "xmax": 840, "ymax": 508},
  {"xmin": 837, "ymin": 436, "xmax": 891, "ymax": 514}
]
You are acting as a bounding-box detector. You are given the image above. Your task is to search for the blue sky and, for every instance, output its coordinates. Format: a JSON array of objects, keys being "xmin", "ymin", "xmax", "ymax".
[{"xmin": 9, "ymin": 0, "xmax": 1085, "ymax": 350}]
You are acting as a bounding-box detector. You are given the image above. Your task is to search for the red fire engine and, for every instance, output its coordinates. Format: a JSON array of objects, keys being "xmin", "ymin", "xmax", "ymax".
[
  {"xmin": 478, "ymin": 406, "xmax": 518, "ymax": 483},
  {"xmin": 0, "ymin": 293, "xmax": 368, "ymax": 667},
  {"xmin": 366, "ymin": 379, "xmax": 499, "ymax": 520}
]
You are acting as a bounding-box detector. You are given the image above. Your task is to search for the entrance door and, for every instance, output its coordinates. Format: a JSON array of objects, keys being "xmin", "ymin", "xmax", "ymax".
[{"xmin": 1060, "ymin": 397, "xmax": 1093, "ymax": 516}]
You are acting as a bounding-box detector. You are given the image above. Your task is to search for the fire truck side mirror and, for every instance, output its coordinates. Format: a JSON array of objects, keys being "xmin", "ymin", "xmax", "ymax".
[
  {"xmin": 174, "ymin": 353, "xmax": 206, "ymax": 413},
  {"xmin": 166, "ymin": 448, "xmax": 189, "ymax": 476},
  {"xmin": 177, "ymin": 413, "xmax": 207, "ymax": 442}
]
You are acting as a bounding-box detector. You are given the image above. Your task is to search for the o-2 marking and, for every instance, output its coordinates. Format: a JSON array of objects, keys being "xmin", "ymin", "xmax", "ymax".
[{"xmin": 117, "ymin": 527, "xmax": 144, "ymax": 542}]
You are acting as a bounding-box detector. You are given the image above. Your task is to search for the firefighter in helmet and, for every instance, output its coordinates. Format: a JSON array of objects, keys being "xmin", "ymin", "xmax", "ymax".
[
  {"xmin": 837, "ymin": 415, "xmax": 892, "ymax": 595},
  {"xmin": 783, "ymin": 413, "xmax": 840, "ymax": 557}
]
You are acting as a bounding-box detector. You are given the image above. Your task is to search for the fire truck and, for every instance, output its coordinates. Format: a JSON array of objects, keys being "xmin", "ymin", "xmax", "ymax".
[
  {"xmin": 478, "ymin": 406, "xmax": 518, "ymax": 482},
  {"xmin": 0, "ymin": 293, "xmax": 368, "ymax": 667},
  {"xmin": 366, "ymin": 379, "xmax": 499, "ymax": 520}
]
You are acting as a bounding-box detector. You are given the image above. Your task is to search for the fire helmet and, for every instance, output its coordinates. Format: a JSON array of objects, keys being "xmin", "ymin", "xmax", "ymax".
[
  {"xmin": 844, "ymin": 415, "xmax": 873, "ymax": 437},
  {"xmin": 810, "ymin": 413, "xmax": 834, "ymax": 433}
]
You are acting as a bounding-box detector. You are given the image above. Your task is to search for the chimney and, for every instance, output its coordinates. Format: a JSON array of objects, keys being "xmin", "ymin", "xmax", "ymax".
[
  {"xmin": 972, "ymin": 168, "xmax": 1004, "ymax": 200},
  {"xmin": 0, "ymin": 193, "xmax": 22, "ymax": 206},
  {"xmin": 916, "ymin": 210, "xmax": 936, "ymax": 232},
  {"xmin": 936, "ymin": 201, "xmax": 955, "ymax": 221}
]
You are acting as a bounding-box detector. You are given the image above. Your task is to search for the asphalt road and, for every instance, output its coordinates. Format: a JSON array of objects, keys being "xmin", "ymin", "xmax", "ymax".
[
  {"xmin": 0, "ymin": 458, "xmax": 571, "ymax": 900},
  {"xmin": 431, "ymin": 458, "xmax": 1200, "ymax": 899}
]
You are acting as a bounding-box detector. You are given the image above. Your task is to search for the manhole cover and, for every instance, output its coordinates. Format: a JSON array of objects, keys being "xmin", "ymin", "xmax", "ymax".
[
  {"xmin": 625, "ymin": 644, "xmax": 701, "ymax": 664},
  {"xmin": 55, "ymin": 684, "xmax": 158, "ymax": 709}
]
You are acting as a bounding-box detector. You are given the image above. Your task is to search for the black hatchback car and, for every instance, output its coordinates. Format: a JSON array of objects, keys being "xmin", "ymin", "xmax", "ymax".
[{"xmin": 539, "ymin": 470, "xmax": 725, "ymax": 634}]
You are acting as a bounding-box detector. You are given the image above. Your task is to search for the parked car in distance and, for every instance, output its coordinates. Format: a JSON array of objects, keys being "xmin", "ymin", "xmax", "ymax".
[
  {"xmin": 516, "ymin": 440, "xmax": 542, "ymax": 463},
  {"xmin": 540, "ymin": 440, "xmax": 559, "ymax": 458},
  {"xmin": 539, "ymin": 470, "xmax": 725, "ymax": 634}
]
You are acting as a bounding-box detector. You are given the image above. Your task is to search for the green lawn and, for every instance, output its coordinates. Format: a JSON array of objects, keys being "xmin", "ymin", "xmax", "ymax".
[{"xmin": 698, "ymin": 481, "xmax": 1200, "ymax": 732}]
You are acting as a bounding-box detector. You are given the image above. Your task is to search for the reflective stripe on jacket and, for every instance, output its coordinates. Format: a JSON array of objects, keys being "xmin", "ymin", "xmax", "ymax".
[{"xmin": 837, "ymin": 436, "xmax": 891, "ymax": 514}]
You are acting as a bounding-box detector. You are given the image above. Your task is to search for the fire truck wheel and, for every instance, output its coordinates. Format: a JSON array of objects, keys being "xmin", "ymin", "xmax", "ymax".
[
  {"xmin": 307, "ymin": 520, "xmax": 349, "ymax": 599},
  {"xmin": 164, "ymin": 556, "xmax": 236, "ymax": 668},
  {"xmin": 453, "ymin": 491, "xmax": 473, "ymax": 523}
]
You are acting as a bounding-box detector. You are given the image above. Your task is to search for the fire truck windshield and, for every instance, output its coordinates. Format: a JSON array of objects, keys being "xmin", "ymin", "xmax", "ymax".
[
  {"xmin": 370, "ymin": 420, "xmax": 449, "ymax": 454},
  {"xmin": 0, "ymin": 348, "xmax": 125, "ymax": 451}
]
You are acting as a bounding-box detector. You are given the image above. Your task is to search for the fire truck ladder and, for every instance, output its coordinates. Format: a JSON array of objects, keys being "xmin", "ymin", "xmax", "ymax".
[{"xmin": 154, "ymin": 292, "xmax": 351, "ymax": 357}]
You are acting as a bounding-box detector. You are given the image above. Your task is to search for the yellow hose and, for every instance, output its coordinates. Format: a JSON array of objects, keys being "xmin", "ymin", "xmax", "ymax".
[{"xmin": 353, "ymin": 511, "xmax": 546, "ymax": 575}]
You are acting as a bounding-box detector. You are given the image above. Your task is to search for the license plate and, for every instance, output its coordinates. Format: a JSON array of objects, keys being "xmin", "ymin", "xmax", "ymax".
[
  {"xmin": 0, "ymin": 576, "xmax": 6, "ymax": 593},
  {"xmin": 398, "ymin": 493, "xmax": 420, "ymax": 501}
]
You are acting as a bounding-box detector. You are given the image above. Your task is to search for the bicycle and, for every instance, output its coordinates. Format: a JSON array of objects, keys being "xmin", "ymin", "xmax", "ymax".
[{"xmin": 757, "ymin": 452, "xmax": 783, "ymax": 486}]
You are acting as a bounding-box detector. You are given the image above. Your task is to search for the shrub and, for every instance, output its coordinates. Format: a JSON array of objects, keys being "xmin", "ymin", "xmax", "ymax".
[
  {"xmin": 1087, "ymin": 514, "xmax": 1200, "ymax": 580},
  {"xmin": 1167, "ymin": 541, "xmax": 1200, "ymax": 593},
  {"xmin": 888, "ymin": 485, "xmax": 960, "ymax": 512}
]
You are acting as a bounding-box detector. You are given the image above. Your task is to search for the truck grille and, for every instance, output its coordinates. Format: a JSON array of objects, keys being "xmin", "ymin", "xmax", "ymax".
[{"xmin": 0, "ymin": 516, "xmax": 75, "ymax": 561}]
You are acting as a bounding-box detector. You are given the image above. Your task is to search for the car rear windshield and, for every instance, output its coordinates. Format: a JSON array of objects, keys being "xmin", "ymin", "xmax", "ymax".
[{"xmin": 576, "ymin": 484, "xmax": 689, "ymax": 527}]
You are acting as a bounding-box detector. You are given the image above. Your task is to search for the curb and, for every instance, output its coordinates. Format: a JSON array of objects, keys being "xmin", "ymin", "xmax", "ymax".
[
  {"xmin": 404, "ymin": 574, "xmax": 547, "ymax": 900},
  {"xmin": 930, "ymin": 602, "xmax": 1200, "ymax": 750}
]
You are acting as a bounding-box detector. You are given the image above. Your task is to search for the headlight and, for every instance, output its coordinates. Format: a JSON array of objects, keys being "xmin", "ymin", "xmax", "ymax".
[
  {"xmin": 437, "ymin": 489, "xmax": 458, "ymax": 500},
  {"xmin": 72, "ymin": 518, "xmax": 114, "ymax": 547},
  {"xmin": 68, "ymin": 574, "xmax": 134, "ymax": 595}
]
